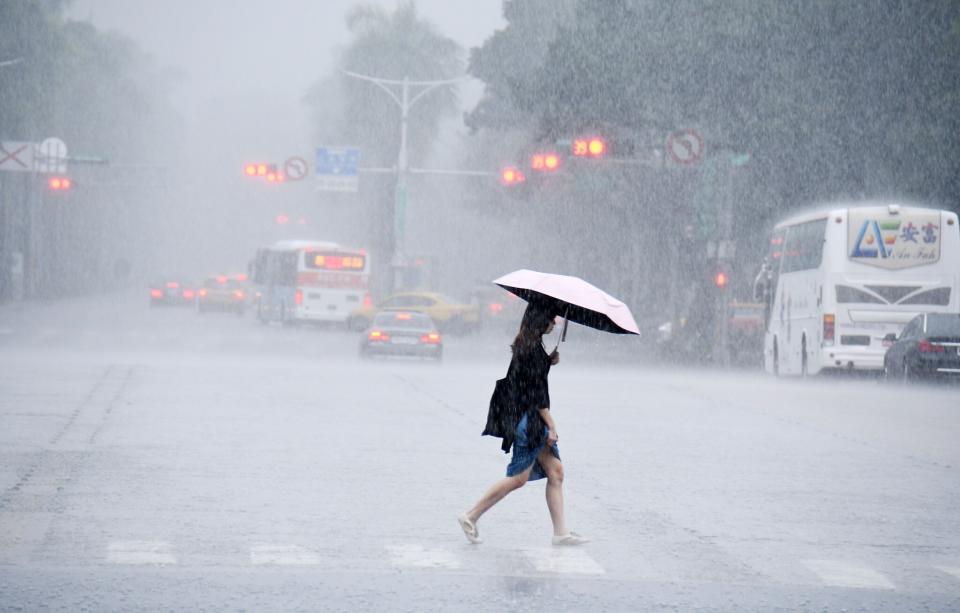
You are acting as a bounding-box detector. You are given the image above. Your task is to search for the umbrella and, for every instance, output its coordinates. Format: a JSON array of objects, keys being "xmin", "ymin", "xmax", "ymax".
[{"xmin": 493, "ymin": 269, "xmax": 640, "ymax": 343}]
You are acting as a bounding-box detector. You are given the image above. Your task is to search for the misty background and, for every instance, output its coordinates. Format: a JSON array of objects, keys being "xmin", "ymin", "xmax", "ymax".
[{"xmin": 2, "ymin": 0, "xmax": 958, "ymax": 358}]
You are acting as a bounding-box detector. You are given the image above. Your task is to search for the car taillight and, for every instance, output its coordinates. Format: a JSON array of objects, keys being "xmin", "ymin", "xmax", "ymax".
[
  {"xmin": 918, "ymin": 339, "xmax": 945, "ymax": 353},
  {"xmin": 362, "ymin": 293, "xmax": 372, "ymax": 308},
  {"xmin": 233, "ymin": 290, "xmax": 245, "ymax": 300},
  {"xmin": 295, "ymin": 289, "xmax": 303, "ymax": 306},
  {"xmin": 150, "ymin": 289, "xmax": 162, "ymax": 298},
  {"xmin": 420, "ymin": 332, "xmax": 441, "ymax": 344},
  {"xmin": 368, "ymin": 330, "xmax": 389, "ymax": 341},
  {"xmin": 199, "ymin": 289, "xmax": 208, "ymax": 298},
  {"xmin": 823, "ymin": 313, "xmax": 835, "ymax": 346},
  {"xmin": 489, "ymin": 302, "xmax": 503, "ymax": 314},
  {"xmin": 182, "ymin": 290, "xmax": 195, "ymax": 299}
]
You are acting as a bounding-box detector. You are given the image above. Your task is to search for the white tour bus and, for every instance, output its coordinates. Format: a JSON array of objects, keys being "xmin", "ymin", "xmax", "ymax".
[
  {"xmin": 251, "ymin": 240, "xmax": 370, "ymax": 325},
  {"xmin": 758, "ymin": 203, "xmax": 960, "ymax": 375}
]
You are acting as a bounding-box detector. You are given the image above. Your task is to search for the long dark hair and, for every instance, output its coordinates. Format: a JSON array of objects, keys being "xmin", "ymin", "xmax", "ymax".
[{"xmin": 511, "ymin": 303, "xmax": 555, "ymax": 355}]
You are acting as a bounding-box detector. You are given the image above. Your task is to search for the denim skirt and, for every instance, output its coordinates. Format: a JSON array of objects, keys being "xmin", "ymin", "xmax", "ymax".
[{"xmin": 505, "ymin": 412, "xmax": 561, "ymax": 481}]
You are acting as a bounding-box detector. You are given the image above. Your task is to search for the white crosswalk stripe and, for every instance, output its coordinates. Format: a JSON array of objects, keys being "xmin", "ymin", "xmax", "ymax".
[
  {"xmin": 106, "ymin": 540, "xmax": 177, "ymax": 565},
  {"xmin": 934, "ymin": 565, "xmax": 960, "ymax": 581},
  {"xmin": 386, "ymin": 544, "xmax": 461, "ymax": 570},
  {"xmin": 523, "ymin": 547, "xmax": 605, "ymax": 575},
  {"xmin": 250, "ymin": 544, "xmax": 320, "ymax": 566},
  {"xmin": 802, "ymin": 559, "xmax": 895, "ymax": 590}
]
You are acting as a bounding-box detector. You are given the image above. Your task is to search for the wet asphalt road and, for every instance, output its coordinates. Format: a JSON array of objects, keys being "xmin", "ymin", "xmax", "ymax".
[{"xmin": 1, "ymin": 292, "xmax": 958, "ymax": 611}]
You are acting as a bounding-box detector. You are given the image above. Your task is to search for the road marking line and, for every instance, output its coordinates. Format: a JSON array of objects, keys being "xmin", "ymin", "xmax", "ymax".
[
  {"xmin": 934, "ymin": 565, "xmax": 960, "ymax": 580},
  {"xmin": 250, "ymin": 544, "xmax": 320, "ymax": 566},
  {"xmin": 802, "ymin": 559, "xmax": 895, "ymax": 590},
  {"xmin": 107, "ymin": 540, "xmax": 176, "ymax": 565},
  {"xmin": 523, "ymin": 548, "xmax": 605, "ymax": 575},
  {"xmin": 386, "ymin": 544, "xmax": 461, "ymax": 569}
]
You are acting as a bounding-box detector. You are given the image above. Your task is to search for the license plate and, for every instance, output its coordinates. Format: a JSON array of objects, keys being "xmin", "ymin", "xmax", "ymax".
[{"xmin": 392, "ymin": 337, "xmax": 418, "ymax": 345}]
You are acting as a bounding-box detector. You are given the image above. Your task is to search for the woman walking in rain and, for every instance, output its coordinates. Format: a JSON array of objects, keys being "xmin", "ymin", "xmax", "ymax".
[{"xmin": 458, "ymin": 303, "xmax": 589, "ymax": 546}]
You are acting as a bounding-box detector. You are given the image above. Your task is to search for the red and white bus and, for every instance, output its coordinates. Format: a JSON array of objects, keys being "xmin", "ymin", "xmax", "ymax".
[{"xmin": 251, "ymin": 240, "xmax": 370, "ymax": 325}]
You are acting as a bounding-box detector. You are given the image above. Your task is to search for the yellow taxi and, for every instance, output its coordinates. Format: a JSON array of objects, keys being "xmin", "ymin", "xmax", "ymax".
[
  {"xmin": 348, "ymin": 291, "xmax": 480, "ymax": 334},
  {"xmin": 197, "ymin": 275, "xmax": 248, "ymax": 315}
]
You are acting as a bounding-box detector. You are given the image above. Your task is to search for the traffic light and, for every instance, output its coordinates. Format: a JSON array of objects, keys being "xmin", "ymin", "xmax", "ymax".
[
  {"xmin": 500, "ymin": 166, "xmax": 526, "ymax": 185},
  {"xmin": 244, "ymin": 163, "xmax": 278, "ymax": 179},
  {"xmin": 572, "ymin": 137, "xmax": 606, "ymax": 158},
  {"xmin": 531, "ymin": 152, "xmax": 560, "ymax": 172},
  {"xmin": 47, "ymin": 176, "xmax": 72, "ymax": 191}
]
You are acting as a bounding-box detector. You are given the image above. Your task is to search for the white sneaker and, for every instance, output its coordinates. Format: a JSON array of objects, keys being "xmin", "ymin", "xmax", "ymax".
[{"xmin": 551, "ymin": 532, "xmax": 590, "ymax": 546}]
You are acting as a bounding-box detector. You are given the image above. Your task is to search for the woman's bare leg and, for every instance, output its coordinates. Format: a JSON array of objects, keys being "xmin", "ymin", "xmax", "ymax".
[
  {"xmin": 465, "ymin": 468, "xmax": 531, "ymax": 523},
  {"xmin": 537, "ymin": 446, "xmax": 567, "ymax": 536}
]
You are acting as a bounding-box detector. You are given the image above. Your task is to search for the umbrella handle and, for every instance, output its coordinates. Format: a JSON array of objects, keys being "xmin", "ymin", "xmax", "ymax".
[{"xmin": 553, "ymin": 306, "xmax": 570, "ymax": 352}]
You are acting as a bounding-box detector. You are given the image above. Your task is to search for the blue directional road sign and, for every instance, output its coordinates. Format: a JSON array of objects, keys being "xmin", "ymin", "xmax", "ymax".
[{"xmin": 315, "ymin": 146, "xmax": 360, "ymax": 192}]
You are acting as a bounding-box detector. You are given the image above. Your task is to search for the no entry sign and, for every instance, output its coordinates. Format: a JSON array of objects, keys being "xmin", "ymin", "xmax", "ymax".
[{"xmin": 666, "ymin": 129, "xmax": 705, "ymax": 166}]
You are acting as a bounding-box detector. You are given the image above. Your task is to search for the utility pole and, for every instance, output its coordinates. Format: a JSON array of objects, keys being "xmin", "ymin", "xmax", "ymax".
[{"xmin": 338, "ymin": 71, "xmax": 467, "ymax": 272}]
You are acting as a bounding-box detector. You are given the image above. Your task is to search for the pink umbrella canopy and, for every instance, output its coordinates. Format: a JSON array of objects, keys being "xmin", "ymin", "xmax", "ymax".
[{"xmin": 493, "ymin": 269, "xmax": 640, "ymax": 335}]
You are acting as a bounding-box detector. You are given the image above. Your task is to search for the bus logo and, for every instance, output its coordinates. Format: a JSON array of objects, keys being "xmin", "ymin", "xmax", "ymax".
[
  {"xmin": 850, "ymin": 220, "xmax": 895, "ymax": 259},
  {"xmin": 848, "ymin": 210, "xmax": 941, "ymax": 269}
]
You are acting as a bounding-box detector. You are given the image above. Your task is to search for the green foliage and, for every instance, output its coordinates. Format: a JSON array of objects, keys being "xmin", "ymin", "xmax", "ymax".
[
  {"xmin": 0, "ymin": 0, "xmax": 176, "ymax": 160},
  {"xmin": 468, "ymin": 0, "xmax": 960, "ymax": 210}
]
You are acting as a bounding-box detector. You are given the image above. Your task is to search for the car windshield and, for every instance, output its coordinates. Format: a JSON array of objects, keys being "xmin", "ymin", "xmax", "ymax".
[
  {"xmin": 374, "ymin": 312, "xmax": 433, "ymax": 329},
  {"xmin": 926, "ymin": 314, "xmax": 960, "ymax": 336}
]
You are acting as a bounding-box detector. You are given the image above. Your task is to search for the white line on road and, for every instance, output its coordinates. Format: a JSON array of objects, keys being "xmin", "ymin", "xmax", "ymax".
[
  {"xmin": 802, "ymin": 559, "xmax": 895, "ymax": 590},
  {"xmin": 106, "ymin": 540, "xmax": 177, "ymax": 565},
  {"xmin": 934, "ymin": 565, "xmax": 960, "ymax": 581},
  {"xmin": 524, "ymin": 548, "xmax": 605, "ymax": 575},
  {"xmin": 250, "ymin": 544, "xmax": 320, "ymax": 566},
  {"xmin": 387, "ymin": 544, "xmax": 461, "ymax": 569}
]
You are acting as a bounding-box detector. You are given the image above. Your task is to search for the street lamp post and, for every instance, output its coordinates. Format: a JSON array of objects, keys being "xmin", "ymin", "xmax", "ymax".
[{"xmin": 339, "ymin": 70, "xmax": 467, "ymax": 264}]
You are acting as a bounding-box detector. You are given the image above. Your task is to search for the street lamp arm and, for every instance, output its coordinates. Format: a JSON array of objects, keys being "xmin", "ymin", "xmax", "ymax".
[
  {"xmin": 339, "ymin": 68, "xmax": 467, "ymax": 88},
  {"xmin": 408, "ymin": 78, "xmax": 467, "ymax": 108},
  {"xmin": 340, "ymin": 69, "xmax": 403, "ymax": 108}
]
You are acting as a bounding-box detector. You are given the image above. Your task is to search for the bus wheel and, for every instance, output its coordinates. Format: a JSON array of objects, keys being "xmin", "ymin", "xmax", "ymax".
[
  {"xmin": 772, "ymin": 338, "xmax": 780, "ymax": 376},
  {"xmin": 801, "ymin": 336, "xmax": 808, "ymax": 377}
]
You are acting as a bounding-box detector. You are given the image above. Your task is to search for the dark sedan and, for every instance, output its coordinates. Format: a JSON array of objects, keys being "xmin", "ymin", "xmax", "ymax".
[
  {"xmin": 883, "ymin": 313, "xmax": 960, "ymax": 381},
  {"xmin": 149, "ymin": 278, "xmax": 196, "ymax": 307},
  {"xmin": 359, "ymin": 310, "xmax": 443, "ymax": 361}
]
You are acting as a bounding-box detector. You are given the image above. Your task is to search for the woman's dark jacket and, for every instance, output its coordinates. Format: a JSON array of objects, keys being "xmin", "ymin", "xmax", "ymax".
[{"xmin": 482, "ymin": 345, "xmax": 551, "ymax": 453}]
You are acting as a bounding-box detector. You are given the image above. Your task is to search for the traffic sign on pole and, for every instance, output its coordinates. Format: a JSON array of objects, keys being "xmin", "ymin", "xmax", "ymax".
[
  {"xmin": 0, "ymin": 141, "xmax": 34, "ymax": 172},
  {"xmin": 283, "ymin": 156, "xmax": 309, "ymax": 181},
  {"xmin": 315, "ymin": 147, "xmax": 360, "ymax": 192},
  {"xmin": 35, "ymin": 137, "xmax": 68, "ymax": 173},
  {"xmin": 666, "ymin": 129, "xmax": 705, "ymax": 166}
]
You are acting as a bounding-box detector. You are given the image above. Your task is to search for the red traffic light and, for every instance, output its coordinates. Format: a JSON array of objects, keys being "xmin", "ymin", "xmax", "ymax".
[
  {"xmin": 572, "ymin": 137, "xmax": 606, "ymax": 157},
  {"xmin": 500, "ymin": 166, "xmax": 526, "ymax": 185},
  {"xmin": 47, "ymin": 176, "xmax": 72, "ymax": 190},
  {"xmin": 532, "ymin": 152, "xmax": 560, "ymax": 172},
  {"xmin": 714, "ymin": 271, "xmax": 729, "ymax": 288}
]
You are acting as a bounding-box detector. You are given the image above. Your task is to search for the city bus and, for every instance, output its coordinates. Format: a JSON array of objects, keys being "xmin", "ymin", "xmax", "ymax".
[
  {"xmin": 757, "ymin": 203, "xmax": 960, "ymax": 376},
  {"xmin": 251, "ymin": 240, "xmax": 370, "ymax": 325}
]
